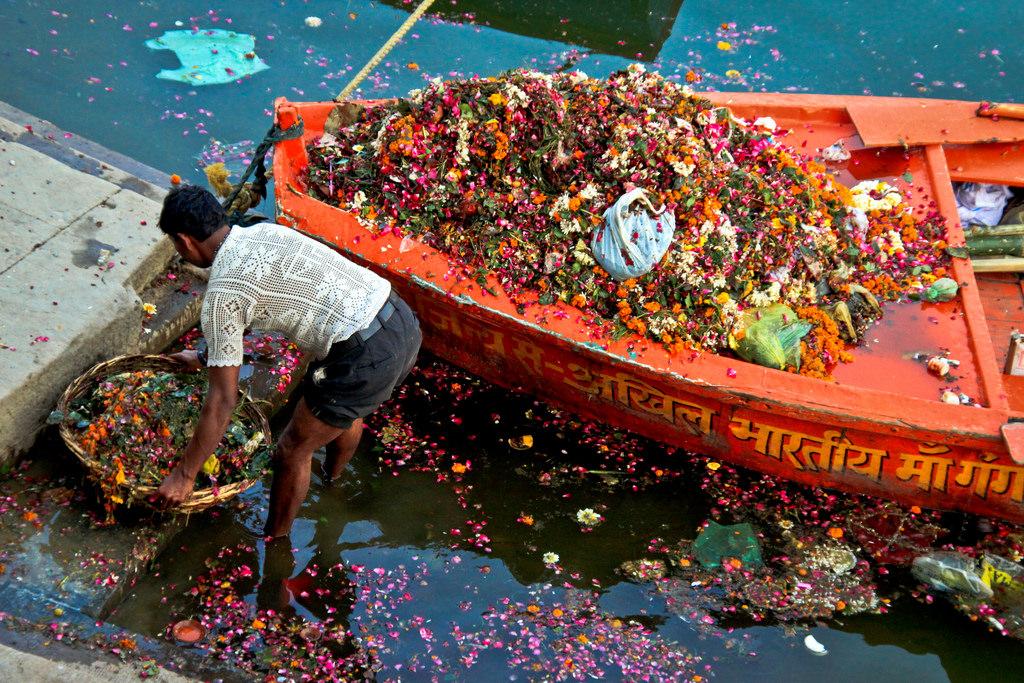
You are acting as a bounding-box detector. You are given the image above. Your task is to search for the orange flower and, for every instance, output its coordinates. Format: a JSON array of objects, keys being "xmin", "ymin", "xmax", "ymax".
[
  {"xmin": 551, "ymin": 608, "xmax": 564, "ymax": 617},
  {"xmin": 643, "ymin": 301, "xmax": 661, "ymax": 313},
  {"xmin": 451, "ymin": 462, "xmax": 467, "ymax": 474},
  {"xmin": 526, "ymin": 604, "xmax": 541, "ymax": 614},
  {"xmin": 492, "ymin": 131, "xmax": 509, "ymax": 161},
  {"xmin": 827, "ymin": 527, "xmax": 844, "ymax": 539},
  {"xmin": 169, "ymin": 174, "xmax": 182, "ymax": 185}
]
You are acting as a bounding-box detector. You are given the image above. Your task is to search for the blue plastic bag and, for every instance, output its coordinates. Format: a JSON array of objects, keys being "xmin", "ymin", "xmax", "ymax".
[
  {"xmin": 591, "ymin": 188, "xmax": 675, "ymax": 280},
  {"xmin": 145, "ymin": 29, "xmax": 269, "ymax": 85}
]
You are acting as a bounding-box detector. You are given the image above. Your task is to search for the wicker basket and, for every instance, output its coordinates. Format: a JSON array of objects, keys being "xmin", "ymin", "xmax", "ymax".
[{"xmin": 56, "ymin": 354, "xmax": 271, "ymax": 514}]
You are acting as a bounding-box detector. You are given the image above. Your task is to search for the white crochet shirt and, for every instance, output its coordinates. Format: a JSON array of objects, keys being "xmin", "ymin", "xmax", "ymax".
[{"xmin": 201, "ymin": 223, "xmax": 391, "ymax": 366}]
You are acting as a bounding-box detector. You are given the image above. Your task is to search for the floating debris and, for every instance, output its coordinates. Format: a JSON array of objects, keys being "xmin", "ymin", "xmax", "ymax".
[
  {"xmin": 803, "ymin": 542, "xmax": 858, "ymax": 575},
  {"xmin": 618, "ymin": 558, "xmax": 668, "ymax": 582},
  {"xmin": 144, "ymin": 29, "xmax": 269, "ymax": 85},
  {"xmin": 804, "ymin": 633, "xmax": 828, "ymax": 655}
]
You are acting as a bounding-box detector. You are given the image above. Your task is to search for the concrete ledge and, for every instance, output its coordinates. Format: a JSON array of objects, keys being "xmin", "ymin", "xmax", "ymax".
[
  {"xmin": 0, "ymin": 100, "xmax": 170, "ymax": 198},
  {"xmin": 0, "ymin": 104, "xmax": 193, "ymax": 465},
  {"xmin": 0, "ymin": 641, "xmax": 195, "ymax": 682}
]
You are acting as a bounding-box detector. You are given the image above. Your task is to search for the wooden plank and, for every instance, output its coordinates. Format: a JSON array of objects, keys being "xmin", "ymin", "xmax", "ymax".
[
  {"xmin": 972, "ymin": 256, "xmax": 1024, "ymax": 273},
  {"xmin": 848, "ymin": 99, "xmax": 1024, "ymax": 148},
  {"xmin": 944, "ymin": 142, "xmax": 1024, "ymax": 186}
]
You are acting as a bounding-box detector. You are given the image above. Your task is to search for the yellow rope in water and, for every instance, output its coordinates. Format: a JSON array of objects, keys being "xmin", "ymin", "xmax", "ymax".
[{"xmin": 335, "ymin": 0, "xmax": 437, "ymax": 102}]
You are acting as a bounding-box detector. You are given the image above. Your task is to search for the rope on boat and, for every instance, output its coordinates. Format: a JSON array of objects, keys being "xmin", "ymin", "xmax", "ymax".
[
  {"xmin": 220, "ymin": 0, "xmax": 434, "ymax": 221},
  {"xmin": 221, "ymin": 119, "xmax": 304, "ymax": 225},
  {"xmin": 335, "ymin": 0, "xmax": 437, "ymax": 102}
]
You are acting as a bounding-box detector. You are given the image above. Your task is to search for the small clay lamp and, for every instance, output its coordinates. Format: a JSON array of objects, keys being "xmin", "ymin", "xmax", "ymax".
[{"xmin": 172, "ymin": 619, "xmax": 206, "ymax": 645}]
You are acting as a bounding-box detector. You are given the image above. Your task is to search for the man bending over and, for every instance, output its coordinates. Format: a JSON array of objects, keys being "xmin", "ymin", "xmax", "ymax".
[{"xmin": 153, "ymin": 185, "xmax": 421, "ymax": 537}]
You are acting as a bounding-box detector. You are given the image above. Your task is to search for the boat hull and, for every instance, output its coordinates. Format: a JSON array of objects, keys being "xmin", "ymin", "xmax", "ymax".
[{"xmin": 273, "ymin": 95, "xmax": 1024, "ymax": 522}]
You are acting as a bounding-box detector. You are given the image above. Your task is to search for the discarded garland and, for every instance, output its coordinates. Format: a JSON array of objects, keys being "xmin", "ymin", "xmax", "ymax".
[{"xmin": 306, "ymin": 65, "xmax": 951, "ymax": 377}]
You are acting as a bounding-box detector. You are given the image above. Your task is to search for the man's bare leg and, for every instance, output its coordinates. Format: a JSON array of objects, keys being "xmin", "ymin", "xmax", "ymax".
[
  {"xmin": 264, "ymin": 398, "xmax": 342, "ymax": 538},
  {"xmin": 323, "ymin": 418, "xmax": 363, "ymax": 482}
]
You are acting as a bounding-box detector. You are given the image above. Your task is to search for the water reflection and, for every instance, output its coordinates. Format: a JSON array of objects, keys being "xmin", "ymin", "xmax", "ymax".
[{"xmin": 385, "ymin": 0, "xmax": 685, "ymax": 59}]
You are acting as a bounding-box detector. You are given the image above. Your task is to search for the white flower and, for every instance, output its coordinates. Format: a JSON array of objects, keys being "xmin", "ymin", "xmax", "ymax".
[
  {"xmin": 370, "ymin": 112, "xmax": 400, "ymax": 152},
  {"xmin": 849, "ymin": 180, "xmax": 905, "ymax": 212},
  {"xmin": 572, "ymin": 240, "xmax": 595, "ymax": 266},
  {"xmin": 304, "ymin": 16, "xmax": 323, "ymax": 28},
  {"xmin": 551, "ymin": 193, "xmax": 571, "ymax": 217},
  {"xmin": 670, "ymin": 159, "xmax": 695, "ymax": 177},
  {"xmin": 542, "ymin": 552, "xmax": 560, "ymax": 565},
  {"xmin": 567, "ymin": 70, "xmax": 589, "ymax": 85},
  {"xmin": 576, "ymin": 508, "xmax": 602, "ymax": 526},
  {"xmin": 454, "ymin": 118, "xmax": 471, "ymax": 166}
]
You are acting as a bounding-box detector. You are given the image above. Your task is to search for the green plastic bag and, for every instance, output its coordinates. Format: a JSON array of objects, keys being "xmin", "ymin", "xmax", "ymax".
[
  {"xmin": 924, "ymin": 277, "xmax": 959, "ymax": 303},
  {"xmin": 729, "ymin": 304, "xmax": 812, "ymax": 370},
  {"xmin": 693, "ymin": 521, "xmax": 763, "ymax": 568},
  {"xmin": 145, "ymin": 29, "xmax": 269, "ymax": 85}
]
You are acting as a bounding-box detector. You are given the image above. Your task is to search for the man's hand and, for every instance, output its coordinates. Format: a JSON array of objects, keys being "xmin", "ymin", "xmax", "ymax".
[
  {"xmin": 168, "ymin": 350, "xmax": 202, "ymax": 371},
  {"xmin": 152, "ymin": 364, "xmax": 240, "ymax": 511},
  {"xmin": 154, "ymin": 466, "xmax": 196, "ymax": 508}
]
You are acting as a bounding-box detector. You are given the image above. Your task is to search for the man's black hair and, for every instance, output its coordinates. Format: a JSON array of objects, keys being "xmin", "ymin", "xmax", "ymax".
[{"xmin": 158, "ymin": 185, "xmax": 227, "ymax": 240}]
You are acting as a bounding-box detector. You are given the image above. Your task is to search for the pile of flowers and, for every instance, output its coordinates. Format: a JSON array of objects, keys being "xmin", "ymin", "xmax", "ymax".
[
  {"xmin": 69, "ymin": 370, "xmax": 270, "ymax": 515},
  {"xmin": 306, "ymin": 65, "xmax": 951, "ymax": 377}
]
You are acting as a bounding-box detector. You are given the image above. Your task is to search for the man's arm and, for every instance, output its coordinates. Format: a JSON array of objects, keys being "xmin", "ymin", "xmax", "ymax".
[{"xmin": 155, "ymin": 364, "xmax": 241, "ymax": 507}]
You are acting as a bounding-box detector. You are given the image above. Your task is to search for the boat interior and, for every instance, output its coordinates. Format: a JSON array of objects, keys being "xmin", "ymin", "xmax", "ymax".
[
  {"xmin": 277, "ymin": 94, "xmax": 1024, "ymax": 415},
  {"xmin": 707, "ymin": 93, "xmax": 1024, "ymax": 413}
]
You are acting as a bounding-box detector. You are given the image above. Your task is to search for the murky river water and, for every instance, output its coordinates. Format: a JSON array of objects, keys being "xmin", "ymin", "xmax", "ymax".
[
  {"xmin": 107, "ymin": 355, "xmax": 1024, "ymax": 682},
  {"xmin": 2, "ymin": 1, "xmax": 1023, "ymax": 680}
]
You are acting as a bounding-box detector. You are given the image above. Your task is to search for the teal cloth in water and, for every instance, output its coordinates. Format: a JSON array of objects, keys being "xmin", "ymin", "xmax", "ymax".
[
  {"xmin": 145, "ymin": 29, "xmax": 269, "ymax": 85},
  {"xmin": 693, "ymin": 521, "xmax": 764, "ymax": 568}
]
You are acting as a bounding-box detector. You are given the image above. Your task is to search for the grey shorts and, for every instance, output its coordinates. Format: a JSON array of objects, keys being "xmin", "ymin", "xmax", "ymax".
[{"xmin": 301, "ymin": 291, "xmax": 422, "ymax": 429}]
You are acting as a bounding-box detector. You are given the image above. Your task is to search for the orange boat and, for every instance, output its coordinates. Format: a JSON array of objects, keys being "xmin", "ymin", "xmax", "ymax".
[{"xmin": 272, "ymin": 93, "xmax": 1024, "ymax": 522}]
